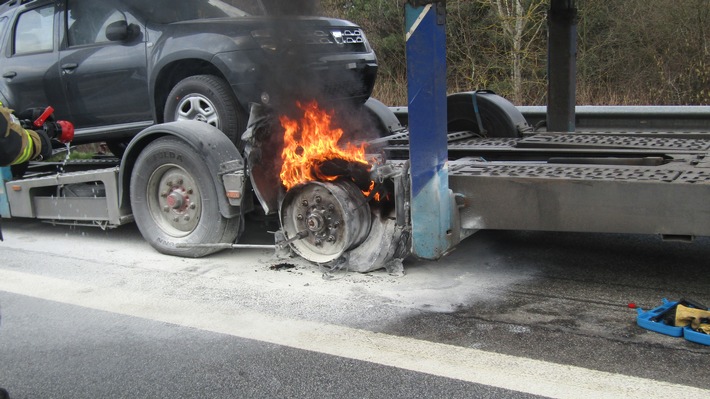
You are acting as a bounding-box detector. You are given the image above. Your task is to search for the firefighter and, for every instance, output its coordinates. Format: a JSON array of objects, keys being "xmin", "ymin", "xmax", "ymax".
[
  {"xmin": 0, "ymin": 104, "xmax": 30, "ymax": 399},
  {"xmin": 0, "ymin": 104, "xmax": 52, "ymax": 167}
]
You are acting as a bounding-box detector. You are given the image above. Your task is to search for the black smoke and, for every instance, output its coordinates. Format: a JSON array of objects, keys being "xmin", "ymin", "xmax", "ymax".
[
  {"xmin": 261, "ymin": 0, "xmax": 320, "ymax": 16},
  {"xmin": 256, "ymin": 0, "xmax": 372, "ymax": 126}
]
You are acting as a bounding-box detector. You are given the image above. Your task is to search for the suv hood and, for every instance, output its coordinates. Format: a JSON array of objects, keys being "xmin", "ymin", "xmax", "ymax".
[{"xmin": 159, "ymin": 17, "xmax": 371, "ymax": 54}]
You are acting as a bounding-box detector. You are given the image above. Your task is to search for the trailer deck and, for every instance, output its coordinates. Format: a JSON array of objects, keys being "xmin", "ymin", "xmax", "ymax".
[{"xmin": 383, "ymin": 130, "xmax": 710, "ymax": 239}]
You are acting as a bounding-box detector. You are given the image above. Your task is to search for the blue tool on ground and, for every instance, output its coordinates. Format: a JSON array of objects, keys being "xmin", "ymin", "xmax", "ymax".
[
  {"xmin": 636, "ymin": 298, "xmax": 684, "ymax": 337},
  {"xmin": 637, "ymin": 298, "xmax": 710, "ymax": 345}
]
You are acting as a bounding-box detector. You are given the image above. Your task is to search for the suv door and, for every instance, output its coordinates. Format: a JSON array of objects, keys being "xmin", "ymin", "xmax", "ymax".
[
  {"xmin": 0, "ymin": 2, "xmax": 68, "ymax": 117},
  {"xmin": 59, "ymin": 0, "xmax": 151, "ymax": 138}
]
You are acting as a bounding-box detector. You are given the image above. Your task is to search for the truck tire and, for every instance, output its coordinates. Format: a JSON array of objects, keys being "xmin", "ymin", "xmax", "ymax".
[
  {"xmin": 447, "ymin": 91, "xmax": 529, "ymax": 138},
  {"xmin": 164, "ymin": 75, "xmax": 246, "ymax": 149},
  {"xmin": 130, "ymin": 136, "xmax": 240, "ymax": 257}
]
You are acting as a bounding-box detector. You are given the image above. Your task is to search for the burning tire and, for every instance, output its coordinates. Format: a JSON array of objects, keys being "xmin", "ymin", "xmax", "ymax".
[
  {"xmin": 164, "ymin": 75, "xmax": 246, "ymax": 148},
  {"xmin": 130, "ymin": 136, "xmax": 240, "ymax": 257},
  {"xmin": 280, "ymin": 180, "xmax": 372, "ymax": 264}
]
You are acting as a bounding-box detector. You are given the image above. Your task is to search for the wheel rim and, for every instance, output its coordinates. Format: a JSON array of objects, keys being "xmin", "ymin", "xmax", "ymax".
[
  {"xmin": 146, "ymin": 163, "xmax": 202, "ymax": 237},
  {"xmin": 280, "ymin": 180, "xmax": 371, "ymax": 263},
  {"xmin": 175, "ymin": 94, "xmax": 220, "ymax": 128}
]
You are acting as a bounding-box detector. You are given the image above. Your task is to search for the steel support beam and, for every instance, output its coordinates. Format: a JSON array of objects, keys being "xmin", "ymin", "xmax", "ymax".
[
  {"xmin": 547, "ymin": 0, "xmax": 578, "ymax": 132},
  {"xmin": 405, "ymin": 1, "xmax": 452, "ymax": 259}
]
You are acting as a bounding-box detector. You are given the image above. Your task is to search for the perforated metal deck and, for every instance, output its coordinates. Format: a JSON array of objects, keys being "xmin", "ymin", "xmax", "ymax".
[
  {"xmin": 383, "ymin": 131, "xmax": 710, "ymax": 155},
  {"xmin": 516, "ymin": 133, "xmax": 710, "ymax": 151},
  {"xmin": 449, "ymin": 163, "xmax": 685, "ymax": 183},
  {"xmin": 381, "ymin": 130, "xmax": 710, "ymax": 237}
]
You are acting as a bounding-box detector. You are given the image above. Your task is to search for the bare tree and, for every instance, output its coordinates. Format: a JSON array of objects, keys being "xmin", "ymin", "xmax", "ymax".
[{"xmin": 483, "ymin": 0, "xmax": 547, "ymax": 104}]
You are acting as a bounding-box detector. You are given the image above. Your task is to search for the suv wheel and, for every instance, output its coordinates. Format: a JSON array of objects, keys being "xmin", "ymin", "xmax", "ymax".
[{"xmin": 164, "ymin": 75, "xmax": 245, "ymax": 148}]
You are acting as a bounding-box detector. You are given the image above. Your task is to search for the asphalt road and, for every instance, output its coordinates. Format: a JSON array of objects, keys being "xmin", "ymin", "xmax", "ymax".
[{"xmin": 0, "ymin": 217, "xmax": 708, "ymax": 398}]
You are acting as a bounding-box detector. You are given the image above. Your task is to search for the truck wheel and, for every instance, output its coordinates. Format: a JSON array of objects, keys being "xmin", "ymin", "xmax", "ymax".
[
  {"xmin": 447, "ymin": 91, "xmax": 529, "ymax": 138},
  {"xmin": 164, "ymin": 75, "xmax": 246, "ymax": 149},
  {"xmin": 130, "ymin": 136, "xmax": 240, "ymax": 257}
]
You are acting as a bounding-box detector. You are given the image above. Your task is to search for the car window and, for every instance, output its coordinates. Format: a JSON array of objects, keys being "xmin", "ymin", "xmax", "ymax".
[
  {"xmin": 126, "ymin": 0, "xmax": 265, "ymax": 23},
  {"xmin": 14, "ymin": 5, "xmax": 54, "ymax": 54},
  {"xmin": 67, "ymin": 0, "xmax": 124, "ymax": 46},
  {"xmin": 209, "ymin": 0, "xmax": 265, "ymax": 17}
]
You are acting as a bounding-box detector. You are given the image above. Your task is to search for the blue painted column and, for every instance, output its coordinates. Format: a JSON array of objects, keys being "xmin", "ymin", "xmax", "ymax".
[
  {"xmin": 0, "ymin": 167, "xmax": 11, "ymax": 217},
  {"xmin": 405, "ymin": 1, "xmax": 451, "ymax": 260}
]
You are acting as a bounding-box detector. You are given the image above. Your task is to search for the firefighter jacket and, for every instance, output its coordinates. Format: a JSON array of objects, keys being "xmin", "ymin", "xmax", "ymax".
[{"xmin": 0, "ymin": 105, "xmax": 43, "ymax": 166}]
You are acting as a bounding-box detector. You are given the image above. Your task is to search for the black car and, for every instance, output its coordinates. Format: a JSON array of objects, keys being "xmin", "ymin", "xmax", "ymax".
[{"xmin": 0, "ymin": 0, "xmax": 377, "ymax": 152}]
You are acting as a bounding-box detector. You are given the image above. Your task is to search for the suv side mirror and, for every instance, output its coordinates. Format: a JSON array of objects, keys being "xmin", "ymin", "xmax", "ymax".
[{"xmin": 106, "ymin": 20, "xmax": 140, "ymax": 42}]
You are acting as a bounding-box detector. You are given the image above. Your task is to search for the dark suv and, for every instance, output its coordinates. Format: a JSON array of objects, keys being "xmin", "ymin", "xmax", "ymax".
[{"xmin": 0, "ymin": 0, "xmax": 377, "ymax": 151}]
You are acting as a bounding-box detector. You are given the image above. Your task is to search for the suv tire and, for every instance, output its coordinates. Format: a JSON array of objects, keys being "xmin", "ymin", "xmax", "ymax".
[{"xmin": 164, "ymin": 75, "xmax": 246, "ymax": 148}]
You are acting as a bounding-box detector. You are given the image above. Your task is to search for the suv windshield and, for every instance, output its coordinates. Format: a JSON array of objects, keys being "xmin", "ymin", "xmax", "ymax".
[{"xmin": 127, "ymin": 0, "xmax": 266, "ymax": 23}]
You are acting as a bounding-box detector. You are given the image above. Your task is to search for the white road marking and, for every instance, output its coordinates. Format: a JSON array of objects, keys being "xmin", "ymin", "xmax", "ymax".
[{"xmin": 0, "ymin": 269, "xmax": 707, "ymax": 399}]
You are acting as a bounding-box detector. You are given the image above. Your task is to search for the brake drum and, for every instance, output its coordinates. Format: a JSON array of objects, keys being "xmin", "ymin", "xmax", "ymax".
[{"xmin": 280, "ymin": 180, "xmax": 371, "ymax": 264}]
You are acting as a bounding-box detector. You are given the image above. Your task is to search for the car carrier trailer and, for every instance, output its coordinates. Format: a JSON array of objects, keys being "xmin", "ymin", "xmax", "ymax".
[{"xmin": 2, "ymin": 0, "xmax": 710, "ymax": 272}]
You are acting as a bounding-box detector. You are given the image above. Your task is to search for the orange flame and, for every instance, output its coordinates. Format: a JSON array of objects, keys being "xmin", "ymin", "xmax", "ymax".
[{"xmin": 279, "ymin": 100, "xmax": 370, "ymax": 191}]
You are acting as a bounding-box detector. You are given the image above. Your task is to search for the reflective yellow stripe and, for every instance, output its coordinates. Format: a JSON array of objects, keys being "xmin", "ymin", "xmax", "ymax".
[{"xmin": 12, "ymin": 130, "xmax": 34, "ymax": 165}]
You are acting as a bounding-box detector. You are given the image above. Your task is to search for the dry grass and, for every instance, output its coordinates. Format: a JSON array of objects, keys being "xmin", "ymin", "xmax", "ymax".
[{"xmin": 371, "ymin": 78, "xmax": 408, "ymax": 107}]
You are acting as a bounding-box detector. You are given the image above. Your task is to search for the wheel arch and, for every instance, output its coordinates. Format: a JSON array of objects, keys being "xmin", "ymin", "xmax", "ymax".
[
  {"xmin": 363, "ymin": 97, "xmax": 402, "ymax": 135},
  {"xmin": 447, "ymin": 91, "xmax": 531, "ymax": 137},
  {"xmin": 152, "ymin": 59, "xmax": 227, "ymax": 124},
  {"xmin": 119, "ymin": 121, "xmax": 243, "ymax": 220}
]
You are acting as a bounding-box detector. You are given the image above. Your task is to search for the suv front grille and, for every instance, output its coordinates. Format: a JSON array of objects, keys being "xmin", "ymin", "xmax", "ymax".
[{"xmin": 301, "ymin": 28, "xmax": 367, "ymax": 53}]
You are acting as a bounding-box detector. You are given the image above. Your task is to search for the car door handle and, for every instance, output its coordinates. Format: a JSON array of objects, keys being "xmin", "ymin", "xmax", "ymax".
[
  {"xmin": 2, "ymin": 71, "xmax": 17, "ymax": 79},
  {"xmin": 61, "ymin": 63, "xmax": 78, "ymax": 71}
]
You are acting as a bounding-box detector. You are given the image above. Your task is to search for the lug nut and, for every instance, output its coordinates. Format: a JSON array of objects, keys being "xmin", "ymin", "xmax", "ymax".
[
  {"xmin": 184, "ymin": 216, "xmax": 190, "ymax": 221},
  {"xmin": 297, "ymin": 214, "xmax": 304, "ymax": 220},
  {"xmin": 189, "ymin": 203, "xmax": 196, "ymax": 210},
  {"xmin": 315, "ymin": 196, "xmax": 321, "ymax": 203},
  {"xmin": 173, "ymin": 217, "xmax": 180, "ymax": 222},
  {"xmin": 177, "ymin": 179, "xmax": 183, "ymax": 185},
  {"xmin": 302, "ymin": 200, "xmax": 308, "ymax": 207},
  {"xmin": 163, "ymin": 206, "xmax": 170, "ymax": 212},
  {"xmin": 166, "ymin": 181, "xmax": 173, "ymax": 186},
  {"xmin": 327, "ymin": 235, "xmax": 335, "ymax": 242}
]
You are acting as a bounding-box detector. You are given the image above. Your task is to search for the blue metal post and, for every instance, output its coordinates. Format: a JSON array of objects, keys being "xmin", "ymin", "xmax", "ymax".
[
  {"xmin": 0, "ymin": 166, "xmax": 11, "ymax": 217},
  {"xmin": 405, "ymin": 1, "xmax": 451, "ymax": 259}
]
